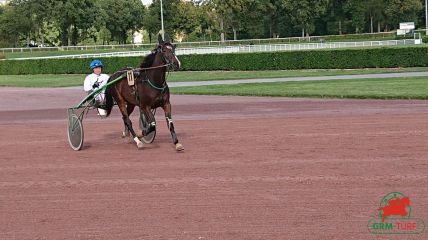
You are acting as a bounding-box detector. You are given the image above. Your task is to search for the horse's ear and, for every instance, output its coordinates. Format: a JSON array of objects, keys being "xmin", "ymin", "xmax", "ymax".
[{"xmin": 158, "ymin": 34, "xmax": 164, "ymax": 44}]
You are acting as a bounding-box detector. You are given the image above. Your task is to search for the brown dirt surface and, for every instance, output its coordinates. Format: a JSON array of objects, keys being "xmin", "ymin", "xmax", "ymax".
[{"xmin": 0, "ymin": 87, "xmax": 427, "ymax": 240}]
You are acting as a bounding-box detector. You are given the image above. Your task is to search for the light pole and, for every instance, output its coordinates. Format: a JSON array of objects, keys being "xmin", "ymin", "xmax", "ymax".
[
  {"xmin": 426, "ymin": 0, "xmax": 428, "ymax": 35},
  {"xmin": 160, "ymin": 0, "xmax": 165, "ymax": 40}
]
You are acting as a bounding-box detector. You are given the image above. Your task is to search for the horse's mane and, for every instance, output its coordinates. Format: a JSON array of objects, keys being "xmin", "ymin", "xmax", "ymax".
[{"xmin": 140, "ymin": 49, "xmax": 158, "ymax": 68}]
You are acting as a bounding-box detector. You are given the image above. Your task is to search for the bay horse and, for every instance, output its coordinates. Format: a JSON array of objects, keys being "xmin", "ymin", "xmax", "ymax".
[{"xmin": 104, "ymin": 37, "xmax": 183, "ymax": 151}]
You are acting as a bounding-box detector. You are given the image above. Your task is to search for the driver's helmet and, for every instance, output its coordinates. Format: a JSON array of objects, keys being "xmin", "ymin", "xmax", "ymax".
[{"xmin": 89, "ymin": 59, "xmax": 104, "ymax": 70}]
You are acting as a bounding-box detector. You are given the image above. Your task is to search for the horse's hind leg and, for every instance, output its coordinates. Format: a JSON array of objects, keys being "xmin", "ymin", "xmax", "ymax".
[
  {"xmin": 122, "ymin": 125, "xmax": 129, "ymax": 138},
  {"xmin": 118, "ymin": 102, "xmax": 143, "ymax": 149},
  {"xmin": 122, "ymin": 103, "xmax": 135, "ymax": 138},
  {"xmin": 162, "ymin": 101, "xmax": 183, "ymax": 151}
]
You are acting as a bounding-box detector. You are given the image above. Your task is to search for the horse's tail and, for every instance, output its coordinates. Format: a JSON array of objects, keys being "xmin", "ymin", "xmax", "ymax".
[{"xmin": 104, "ymin": 86, "xmax": 114, "ymax": 117}]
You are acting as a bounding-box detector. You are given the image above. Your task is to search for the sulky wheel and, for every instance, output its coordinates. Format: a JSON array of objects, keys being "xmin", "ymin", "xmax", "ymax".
[
  {"xmin": 67, "ymin": 114, "xmax": 84, "ymax": 151},
  {"xmin": 139, "ymin": 109, "xmax": 156, "ymax": 144}
]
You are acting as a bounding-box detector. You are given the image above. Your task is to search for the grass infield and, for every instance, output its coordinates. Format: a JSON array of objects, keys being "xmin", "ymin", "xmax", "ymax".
[{"xmin": 171, "ymin": 77, "xmax": 428, "ymax": 100}]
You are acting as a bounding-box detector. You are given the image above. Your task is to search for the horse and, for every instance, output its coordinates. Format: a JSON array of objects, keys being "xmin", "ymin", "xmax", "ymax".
[
  {"xmin": 378, "ymin": 197, "xmax": 410, "ymax": 222},
  {"xmin": 104, "ymin": 37, "xmax": 183, "ymax": 151}
]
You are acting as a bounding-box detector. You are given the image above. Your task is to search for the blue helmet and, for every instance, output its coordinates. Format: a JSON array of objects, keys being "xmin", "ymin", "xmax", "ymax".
[{"xmin": 89, "ymin": 59, "xmax": 103, "ymax": 70}]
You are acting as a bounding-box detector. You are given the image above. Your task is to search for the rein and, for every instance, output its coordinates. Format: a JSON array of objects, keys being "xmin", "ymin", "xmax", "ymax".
[
  {"xmin": 112, "ymin": 63, "xmax": 171, "ymax": 92},
  {"xmin": 115, "ymin": 63, "xmax": 172, "ymax": 73}
]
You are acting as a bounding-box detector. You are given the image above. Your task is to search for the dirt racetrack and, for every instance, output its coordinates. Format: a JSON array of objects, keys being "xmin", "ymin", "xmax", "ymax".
[{"xmin": 0, "ymin": 87, "xmax": 427, "ymax": 240}]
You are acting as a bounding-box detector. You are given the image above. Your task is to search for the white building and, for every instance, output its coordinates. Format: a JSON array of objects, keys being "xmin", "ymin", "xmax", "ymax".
[
  {"xmin": 141, "ymin": 0, "xmax": 152, "ymax": 6},
  {"xmin": 133, "ymin": 31, "xmax": 144, "ymax": 44}
]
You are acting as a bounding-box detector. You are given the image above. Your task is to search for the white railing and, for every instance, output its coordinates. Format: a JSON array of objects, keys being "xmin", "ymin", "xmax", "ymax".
[
  {"xmin": 10, "ymin": 50, "xmax": 152, "ymax": 60},
  {"xmin": 0, "ymin": 44, "xmax": 150, "ymax": 53},
  {"xmin": 7, "ymin": 39, "xmax": 419, "ymax": 60},
  {"xmin": 0, "ymin": 32, "xmax": 397, "ymax": 54},
  {"xmin": 178, "ymin": 39, "xmax": 416, "ymax": 55}
]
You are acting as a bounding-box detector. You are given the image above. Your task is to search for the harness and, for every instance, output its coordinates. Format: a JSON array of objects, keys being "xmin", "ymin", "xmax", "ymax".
[
  {"xmin": 110, "ymin": 44, "xmax": 176, "ymax": 108},
  {"xmin": 134, "ymin": 65, "xmax": 169, "ymax": 131},
  {"xmin": 146, "ymin": 77, "xmax": 167, "ymax": 92},
  {"xmin": 122, "ymin": 64, "xmax": 170, "ymax": 92}
]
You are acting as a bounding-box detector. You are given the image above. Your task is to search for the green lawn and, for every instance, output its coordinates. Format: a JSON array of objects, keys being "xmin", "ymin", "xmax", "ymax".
[
  {"xmin": 167, "ymin": 68, "xmax": 428, "ymax": 82},
  {"xmin": 0, "ymin": 74, "xmax": 85, "ymax": 87},
  {"xmin": 171, "ymin": 77, "xmax": 428, "ymax": 100},
  {"xmin": 1, "ymin": 68, "xmax": 428, "ymax": 88}
]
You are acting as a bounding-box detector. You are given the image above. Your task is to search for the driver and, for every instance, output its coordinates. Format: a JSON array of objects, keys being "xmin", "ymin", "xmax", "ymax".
[{"xmin": 84, "ymin": 59, "xmax": 109, "ymax": 116}]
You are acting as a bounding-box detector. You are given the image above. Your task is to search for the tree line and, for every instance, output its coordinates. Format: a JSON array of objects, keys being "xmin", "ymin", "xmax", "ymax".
[{"xmin": 0, "ymin": 0, "xmax": 424, "ymax": 47}]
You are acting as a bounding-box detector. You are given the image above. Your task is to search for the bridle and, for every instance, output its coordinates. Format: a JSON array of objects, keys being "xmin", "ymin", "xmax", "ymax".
[
  {"xmin": 140, "ymin": 43, "xmax": 177, "ymax": 92},
  {"xmin": 157, "ymin": 43, "xmax": 178, "ymax": 71}
]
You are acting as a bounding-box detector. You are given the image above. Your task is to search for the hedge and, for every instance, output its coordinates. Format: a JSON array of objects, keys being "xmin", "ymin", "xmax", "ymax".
[
  {"xmin": 0, "ymin": 45, "xmax": 427, "ymax": 75},
  {"xmin": 179, "ymin": 46, "xmax": 428, "ymax": 71},
  {"xmin": 0, "ymin": 57, "xmax": 141, "ymax": 75}
]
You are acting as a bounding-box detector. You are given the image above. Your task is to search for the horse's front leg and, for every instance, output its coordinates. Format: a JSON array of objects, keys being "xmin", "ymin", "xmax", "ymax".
[
  {"xmin": 162, "ymin": 101, "xmax": 183, "ymax": 151},
  {"xmin": 118, "ymin": 103, "xmax": 143, "ymax": 149},
  {"xmin": 122, "ymin": 103, "xmax": 135, "ymax": 138}
]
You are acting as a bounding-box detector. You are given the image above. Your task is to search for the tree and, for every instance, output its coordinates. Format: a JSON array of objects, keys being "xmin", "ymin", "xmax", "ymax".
[
  {"xmin": 52, "ymin": 0, "xmax": 99, "ymax": 46},
  {"xmin": 323, "ymin": 0, "xmax": 347, "ymax": 35},
  {"xmin": 384, "ymin": 0, "xmax": 423, "ymax": 30},
  {"xmin": 195, "ymin": 3, "xmax": 213, "ymax": 41},
  {"xmin": 172, "ymin": 1, "xmax": 202, "ymax": 40},
  {"xmin": 145, "ymin": 2, "xmax": 161, "ymax": 43},
  {"xmin": 145, "ymin": 0, "xmax": 181, "ymax": 42},
  {"xmin": 0, "ymin": 0, "xmax": 56, "ymax": 46},
  {"xmin": 282, "ymin": 0, "xmax": 329, "ymax": 37},
  {"xmin": 203, "ymin": 0, "xmax": 245, "ymax": 41},
  {"xmin": 366, "ymin": 0, "xmax": 384, "ymax": 33},
  {"xmin": 1, "ymin": 0, "xmax": 427, "ymax": 46},
  {"xmin": 0, "ymin": 2, "xmax": 32, "ymax": 47},
  {"xmin": 263, "ymin": 0, "xmax": 289, "ymax": 38},
  {"xmin": 237, "ymin": 0, "xmax": 270, "ymax": 38},
  {"xmin": 100, "ymin": 0, "xmax": 144, "ymax": 44},
  {"xmin": 343, "ymin": 0, "xmax": 366, "ymax": 33}
]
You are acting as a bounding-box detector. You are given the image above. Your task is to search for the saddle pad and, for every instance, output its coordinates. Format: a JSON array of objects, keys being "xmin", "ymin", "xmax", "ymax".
[{"xmin": 127, "ymin": 70, "xmax": 135, "ymax": 86}]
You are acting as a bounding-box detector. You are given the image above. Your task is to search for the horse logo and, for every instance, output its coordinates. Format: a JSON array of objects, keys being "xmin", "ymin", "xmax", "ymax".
[
  {"xmin": 378, "ymin": 195, "xmax": 410, "ymax": 222},
  {"xmin": 367, "ymin": 192, "xmax": 425, "ymax": 234}
]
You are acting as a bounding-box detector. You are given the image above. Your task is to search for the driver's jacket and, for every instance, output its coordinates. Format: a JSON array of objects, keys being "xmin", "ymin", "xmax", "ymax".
[{"xmin": 83, "ymin": 73, "xmax": 109, "ymax": 93}]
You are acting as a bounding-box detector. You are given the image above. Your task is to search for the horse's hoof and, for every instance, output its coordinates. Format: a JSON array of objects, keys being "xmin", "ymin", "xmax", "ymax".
[
  {"xmin": 134, "ymin": 137, "xmax": 144, "ymax": 149},
  {"xmin": 175, "ymin": 143, "xmax": 184, "ymax": 151},
  {"xmin": 122, "ymin": 131, "xmax": 130, "ymax": 138}
]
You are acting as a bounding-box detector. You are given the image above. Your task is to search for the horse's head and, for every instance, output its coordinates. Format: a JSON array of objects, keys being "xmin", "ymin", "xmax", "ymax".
[
  {"xmin": 401, "ymin": 197, "xmax": 410, "ymax": 206},
  {"xmin": 157, "ymin": 36, "xmax": 181, "ymax": 71}
]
